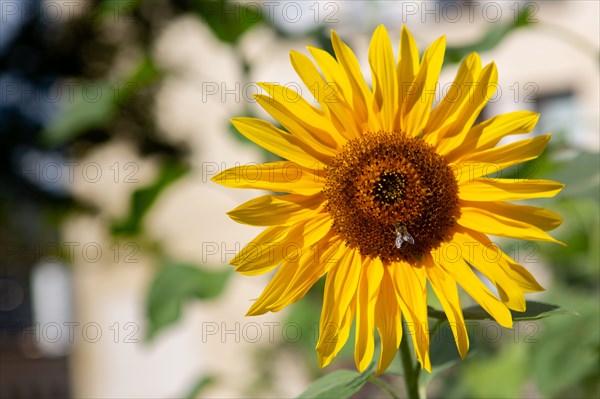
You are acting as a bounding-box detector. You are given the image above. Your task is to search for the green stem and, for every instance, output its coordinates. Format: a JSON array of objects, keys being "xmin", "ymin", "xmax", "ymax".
[
  {"xmin": 400, "ymin": 323, "xmax": 421, "ymax": 399},
  {"xmin": 368, "ymin": 375, "xmax": 401, "ymax": 399}
]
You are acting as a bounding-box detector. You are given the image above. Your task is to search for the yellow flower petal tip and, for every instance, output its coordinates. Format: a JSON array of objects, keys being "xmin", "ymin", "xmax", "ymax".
[{"xmin": 214, "ymin": 25, "xmax": 564, "ymax": 374}]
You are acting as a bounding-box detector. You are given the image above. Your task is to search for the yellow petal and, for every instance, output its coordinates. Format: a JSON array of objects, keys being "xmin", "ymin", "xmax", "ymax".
[
  {"xmin": 453, "ymin": 227, "xmax": 544, "ymax": 311},
  {"xmin": 458, "ymin": 133, "xmax": 550, "ymax": 164},
  {"xmin": 246, "ymin": 214, "xmax": 333, "ymax": 315},
  {"xmin": 457, "ymin": 226, "xmax": 545, "ymax": 293},
  {"xmin": 331, "ymin": 30, "xmax": 374, "ymax": 131},
  {"xmin": 435, "ymin": 245, "xmax": 513, "ymax": 328},
  {"xmin": 307, "ymin": 46, "xmax": 353, "ymax": 110},
  {"xmin": 457, "ymin": 205, "xmax": 565, "ymax": 245},
  {"xmin": 255, "ymin": 84, "xmax": 341, "ymax": 152},
  {"xmin": 461, "ymin": 200, "xmax": 562, "ymax": 231},
  {"xmin": 433, "ymin": 62, "xmax": 498, "ymax": 154},
  {"xmin": 452, "ymin": 134, "xmax": 551, "ymax": 183},
  {"xmin": 318, "ymin": 247, "xmax": 361, "ymax": 337},
  {"xmin": 457, "ymin": 206, "xmax": 564, "ymax": 245},
  {"xmin": 227, "ymin": 193, "xmax": 324, "ymax": 226},
  {"xmin": 445, "ymin": 111, "xmax": 539, "ymax": 161},
  {"xmin": 246, "ymin": 260, "xmax": 296, "ymax": 316},
  {"xmin": 369, "ymin": 24, "xmax": 398, "ymax": 131},
  {"xmin": 425, "ymin": 52, "xmax": 482, "ymax": 143},
  {"xmin": 317, "ymin": 247, "xmax": 361, "ymax": 367},
  {"xmin": 375, "ymin": 268, "xmax": 402, "ymax": 375},
  {"xmin": 212, "ymin": 161, "xmax": 324, "ymax": 195},
  {"xmin": 423, "ymin": 254, "xmax": 469, "ymax": 358},
  {"xmin": 501, "ymin": 258, "xmax": 545, "ymax": 293},
  {"xmin": 390, "ymin": 262, "xmax": 431, "ymax": 372},
  {"xmin": 231, "ymin": 117, "xmax": 329, "ymax": 167},
  {"xmin": 318, "ymin": 298, "xmax": 356, "ymax": 368},
  {"xmin": 269, "ymin": 231, "xmax": 341, "ymax": 312},
  {"xmin": 459, "ymin": 178, "xmax": 564, "ymax": 201},
  {"xmin": 354, "ymin": 257, "xmax": 384, "ymax": 372},
  {"xmin": 397, "ymin": 25, "xmax": 420, "ymax": 102},
  {"xmin": 450, "ymin": 230, "xmax": 527, "ymax": 311},
  {"xmin": 232, "ymin": 225, "xmax": 289, "ymax": 275},
  {"xmin": 401, "ymin": 35, "xmax": 446, "ymax": 136},
  {"xmin": 290, "ymin": 50, "xmax": 361, "ymax": 140}
]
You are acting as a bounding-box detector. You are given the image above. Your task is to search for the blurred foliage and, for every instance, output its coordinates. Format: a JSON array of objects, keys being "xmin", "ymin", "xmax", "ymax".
[
  {"xmin": 146, "ymin": 261, "xmax": 230, "ymax": 339},
  {"xmin": 42, "ymin": 58, "xmax": 160, "ymax": 146},
  {"xmin": 112, "ymin": 160, "xmax": 187, "ymax": 236},
  {"xmin": 183, "ymin": 374, "xmax": 217, "ymax": 399}
]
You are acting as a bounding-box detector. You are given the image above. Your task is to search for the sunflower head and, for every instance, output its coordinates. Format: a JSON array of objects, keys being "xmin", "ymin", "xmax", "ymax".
[{"xmin": 213, "ymin": 24, "xmax": 563, "ymax": 375}]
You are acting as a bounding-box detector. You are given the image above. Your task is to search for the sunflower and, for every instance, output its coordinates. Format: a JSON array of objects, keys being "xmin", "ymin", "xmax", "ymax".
[{"xmin": 213, "ymin": 25, "xmax": 563, "ymax": 374}]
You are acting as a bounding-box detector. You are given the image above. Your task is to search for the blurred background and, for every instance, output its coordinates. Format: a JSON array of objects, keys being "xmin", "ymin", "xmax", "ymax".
[{"xmin": 0, "ymin": 0, "xmax": 598, "ymax": 398}]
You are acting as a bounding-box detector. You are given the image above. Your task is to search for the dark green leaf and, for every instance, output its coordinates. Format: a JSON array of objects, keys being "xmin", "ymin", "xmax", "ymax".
[
  {"xmin": 146, "ymin": 262, "xmax": 230, "ymax": 339},
  {"xmin": 427, "ymin": 306, "xmax": 447, "ymax": 321},
  {"xmin": 112, "ymin": 161, "xmax": 187, "ymax": 235},
  {"xmin": 429, "ymin": 322, "xmax": 479, "ymax": 369},
  {"xmin": 510, "ymin": 301, "xmax": 578, "ymax": 321},
  {"xmin": 296, "ymin": 363, "xmax": 375, "ymax": 399},
  {"xmin": 428, "ymin": 301, "xmax": 576, "ymax": 323}
]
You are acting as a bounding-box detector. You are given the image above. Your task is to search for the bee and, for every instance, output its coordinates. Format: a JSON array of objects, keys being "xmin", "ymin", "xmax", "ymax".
[{"xmin": 394, "ymin": 224, "xmax": 415, "ymax": 249}]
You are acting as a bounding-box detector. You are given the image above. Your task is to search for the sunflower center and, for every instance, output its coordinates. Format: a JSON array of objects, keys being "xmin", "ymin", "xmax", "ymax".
[
  {"xmin": 372, "ymin": 172, "xmax": 408, "ymax": 204},
  {"xmin": 323, "ymin": 131, "xmax": 460, "ymax": 263}
]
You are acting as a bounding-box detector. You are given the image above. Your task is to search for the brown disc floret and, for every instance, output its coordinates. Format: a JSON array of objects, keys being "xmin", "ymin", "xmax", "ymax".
[{"xmin": 323, "ymin": 131, "xmax": 460, "ymax": 263}]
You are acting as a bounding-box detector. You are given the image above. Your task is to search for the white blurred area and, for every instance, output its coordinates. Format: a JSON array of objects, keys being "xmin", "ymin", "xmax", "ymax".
[
  {"xmin": 56, "ymin": 1, "xmax": 599, "ymax": 398},
  {"xmin": 31, "ymin": 261, "xmax": 74, "ymax": 357}
]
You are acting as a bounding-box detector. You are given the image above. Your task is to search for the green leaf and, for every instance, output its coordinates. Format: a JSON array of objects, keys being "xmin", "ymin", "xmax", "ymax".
[
  {"xmin": 427, "ymin": 306, "xmax": 448, "ymax": 321},
  {"xmin": 112, "ymin": 161, "xmax": 187, "ymax": 235},
  {"xmin": 296, "ymin": 363, "xmax": 375, "ymax": 399},
  {"xmin": 146, "ymin": 262, "xmax": 230, "ymax": 339},
  {"xmin": 429, "ymin": 301, "xmax": 576, "ymax": 323},
  {"xmin": 509, "ymin": 301, "xmax": 578, "ymax": 321}
]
